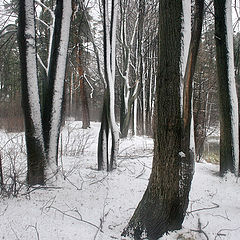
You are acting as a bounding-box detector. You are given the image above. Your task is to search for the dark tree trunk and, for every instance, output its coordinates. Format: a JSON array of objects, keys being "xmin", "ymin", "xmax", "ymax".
[
  {"xmin": 98, "ymin": 90, "xmax": 109, "ymax": 170},
  {"xmin": 97, "ymin": 0, "xmax": 119, "ymax": 171},
  {"xmin": 76, "ymin": 46, "xmax": 90, "ymax": 129},
  {"xmin": 122, "ymin": 0, "xmax": 204, "ymax": 239},
  {"xmin": 181, "ymin": 0, "xmax": 204, "ymax": 218},
  {"xmin": 18, "ymin": 0, "xmax": 45, "ymax": 185},
  {"xmin": 122, "ymin": 1, "xmax": 183, "ymax": 239},
  {"xmin": 214, "ymin": 0, "xmax": 238, "ymax": 175},
  {"xmin": 42, "ymin": 0, "xmax": 64, "ymax": 156}
]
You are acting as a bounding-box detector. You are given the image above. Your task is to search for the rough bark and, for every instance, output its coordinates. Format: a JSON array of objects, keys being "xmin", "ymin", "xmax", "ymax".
[
  {"xmin": 122, "ymin": 1, "xmax": 183, "ymax": 239},
  {"xmin": 122, "ymin": 0, "xmax": 204, "ymax": 238},
  {"xmin": 214, "ymin": 0, "xmax": 239, "ymax": 175}
]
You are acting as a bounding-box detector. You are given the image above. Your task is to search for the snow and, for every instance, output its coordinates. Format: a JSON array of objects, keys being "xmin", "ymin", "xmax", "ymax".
[
  {"xmin": 0, "ymin": 121, "xmax": 240, "ymax": 240},
  {"xmin": 25, "ymin": 0, "xmax": 44, "ymax": 145},
  {"xmin": 180, "ymin": 0, "xmax": 191, "ymax": 114},
  {"xmin": 225, "ymin": 0, "xmax": 239, "ymax": 174}
]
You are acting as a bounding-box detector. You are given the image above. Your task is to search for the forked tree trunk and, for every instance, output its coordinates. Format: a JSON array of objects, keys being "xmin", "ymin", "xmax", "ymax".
[
  {"xmin": 18, "ymin": 0, "xmax": 71, "ymax": 185},
  {"xmin": 97, "ymin": 0, "xmax": 119, "ymax": 171},
  {"xmin": 214, "ymin": 0, "xmax": 239, "ymax": 176}
]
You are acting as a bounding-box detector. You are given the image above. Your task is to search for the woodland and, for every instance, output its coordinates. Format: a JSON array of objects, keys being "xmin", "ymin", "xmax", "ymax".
[{"xmin": 0, "ymin": 0, "xmax": 240, "ymax": 239}]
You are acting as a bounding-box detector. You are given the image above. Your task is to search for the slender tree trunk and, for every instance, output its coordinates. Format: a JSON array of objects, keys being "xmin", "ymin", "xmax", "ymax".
[
  {"xmin": 42, "ymin": 0, "xmax": 72, "ymax": 175},
  {"xmin": 76, "ymin": 45, "xmax": 90, "ymax": 129},
  {"xmin": 97, "ymin": 0, "xmax": 119, "ymax": 171},
  {"xmin": 181, "ymin": 0, "xmax": 204, "ymax": 216},
  {"xmin": 214, "ymin": 0, "xmax": 239, "ymax": 176},
  {"xmin": 18, "ymin": 0, "xmax": 45, "ymax": 185}
]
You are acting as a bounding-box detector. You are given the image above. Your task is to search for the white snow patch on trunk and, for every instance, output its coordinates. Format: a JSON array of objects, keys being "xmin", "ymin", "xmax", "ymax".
[
  {"xmin": 180, "ymin": 0, "xmax": 191, "ymax": 114},
  {"xmin": 225, "ymin": 0, "xmax": 239, "ymax": 174},
  {"xmin": 25, "ymin": 0, "xmax": 44, "ymax": 146}
]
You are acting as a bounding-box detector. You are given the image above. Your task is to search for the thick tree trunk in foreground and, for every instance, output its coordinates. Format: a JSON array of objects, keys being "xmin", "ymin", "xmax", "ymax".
[
  {"xmin": 18, "ymin": 0, "xmax": 45, "ymax": 185},
  {"xmin": 214, "ymin": 0, "xmax": 239, "ymax": 176},
  {"xmin": 122, "ymin": 0, "xmax": 204, "ymax": 238},
  {"xmin": 122, "ymin": 1, "xmax": 183, "ymax": 239}
]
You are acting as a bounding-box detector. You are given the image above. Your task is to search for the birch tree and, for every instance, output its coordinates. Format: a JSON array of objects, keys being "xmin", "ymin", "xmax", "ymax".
[
  {"xmin": 18, "ymin": 0, "xmax": 72, "ymax": 185},
  {"xmin": 122, "ymin": 0, "xmax": 204, "ymax": 238},
  {"xmin": 214, "ymin": 0, "xmax": 239, "ymax": 176},
  {"xmin": 98, "ymin": 0, "xmax": 120, "ymax": 171}
]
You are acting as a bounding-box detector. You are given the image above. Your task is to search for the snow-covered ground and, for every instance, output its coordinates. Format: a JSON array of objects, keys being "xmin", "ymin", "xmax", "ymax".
[{"xmin": 0, "ymin": 121, "xmax": 239, "ymax": 240}]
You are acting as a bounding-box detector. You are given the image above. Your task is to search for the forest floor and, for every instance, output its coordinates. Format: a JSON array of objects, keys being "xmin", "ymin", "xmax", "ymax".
[{"xmin": 0, "ymin": 121, "xmax": 239, "ymax": 240}]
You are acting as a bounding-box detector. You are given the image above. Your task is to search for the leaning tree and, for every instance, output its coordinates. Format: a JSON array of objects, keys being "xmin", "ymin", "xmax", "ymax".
[{"xmin": 122, "ymin": 0, "xmax": 204, "ymax": 239}]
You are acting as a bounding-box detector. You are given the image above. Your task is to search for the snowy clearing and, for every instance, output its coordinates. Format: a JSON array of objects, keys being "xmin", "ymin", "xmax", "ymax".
[{"xmin": 0, "ymin": 121, "xmax": 239, "ymax": 240}]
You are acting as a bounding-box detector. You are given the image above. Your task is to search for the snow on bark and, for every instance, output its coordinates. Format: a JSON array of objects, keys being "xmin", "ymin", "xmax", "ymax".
[
  {"xmin": 180, "ymin": 0, "xmax": 191, "ymax": 114},
  {"xmin": 225, "ymin": 0, "xmax": 239, "ymax": 174},
  {"xmin": 35, "ymin": 0, "xmax": 55, "ymax": 74},
  {"xmin": 25, "ymin": 0, "xmax": 44, "ymax": 146},
  {"xmin": 104, "ymin": 0, "xmax": 120, "ymax": 167},
  {"xmin": 47, "ymin": 1, "xmax": 72, "ymax": 174}
]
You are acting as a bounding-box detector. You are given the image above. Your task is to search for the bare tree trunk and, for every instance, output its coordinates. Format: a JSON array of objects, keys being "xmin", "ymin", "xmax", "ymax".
[
  {"xmin": 214, "ymin": 0, "xmax": 239, "ymax": 176},
  {"xmin": 76, "ymin": 45, "xmax": 90, "ymax": 129},
  {"xmin": 122, "ymin": 0, "xmax": 204, "ymax": 238},
  {"xmin": 97, "ymin": 0, "xmax": 119, "ymax": 171},
  {"xmin": 18, "ymin": 0, "xmax": 45, "ymax": 185}
]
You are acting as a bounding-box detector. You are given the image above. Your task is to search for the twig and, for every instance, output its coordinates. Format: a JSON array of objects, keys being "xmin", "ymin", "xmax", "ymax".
[
  {"xmin": 65, "ymin": 176, "xmax": 83, "ymax": 190},
  {"xmin": 136, "ymin": 165, "xmax": 146, "ymax": 178},
  {"xmin": 210, "ymin": 210, "xmax": 231, "ymax": 221},
  {"xmin": 191, "ymin": 218, "xmax": 209, "ymax": 240},
  {"xmin": 187, "ymin": 202, "xmax": 219, "ymax": 214},
  {"xmin": 49, "ymin": 206, "xmax": 99, "ymax": 230},
  {"xmin": 90, "ymin": 173, "xmax": 109, "ymax": 185},
  {"xmin": 26, "ymin": 223, "xmax": 40, "ymax": 240},
  {"xmin": 214, "ymin": 227, "xmax": 240, "ymax": 240},
  {"xmin": 0, "ymin": 204, "xmax": 8, "ymax": 216},
  {"xmin": 10, "ymin": 223, "xmax": 20, "ymax": 240},
  {"xmin": 22, "ymin": 186, "xmax": 62, "ymax": 196},
  {"xmin": 94, "ymin": 192, "xmax": 109, "ymax": 240},
  {"xmin": 40, "ymin": 196, "xmax": 56, "ymax": 214}
]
